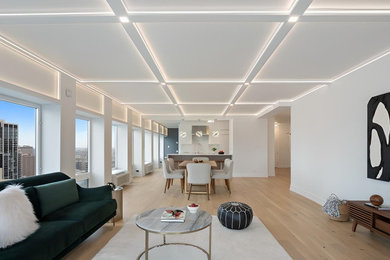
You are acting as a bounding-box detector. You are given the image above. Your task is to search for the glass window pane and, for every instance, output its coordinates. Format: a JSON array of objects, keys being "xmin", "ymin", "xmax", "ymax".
[
  {"xmin": 75, "ymin": 118, "xmax": 89, "ymax": 173},
  {"xmin": 0, "ymin": 100, "xmax": 36, "ymax": 180}
]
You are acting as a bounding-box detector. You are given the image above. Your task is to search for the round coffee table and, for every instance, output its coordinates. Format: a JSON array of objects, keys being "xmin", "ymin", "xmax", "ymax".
[{"xmin": 136, "ymin": 208, "xmax": 212, "ymax": 260}]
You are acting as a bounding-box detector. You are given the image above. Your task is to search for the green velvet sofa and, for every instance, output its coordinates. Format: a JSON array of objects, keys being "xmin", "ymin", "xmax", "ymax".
[{"xmin": 0, "ymin": 172, "xmax": 117, "ymax": 260}]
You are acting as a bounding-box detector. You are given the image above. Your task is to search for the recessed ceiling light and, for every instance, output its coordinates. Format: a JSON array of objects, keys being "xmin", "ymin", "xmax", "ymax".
[
  {"xmin": 230, "ymin": 104, "xmax": 234, "ymax": 107},
  {"xmin": 161, "ymin": 82, "xmax": 167, "ymax": 86},
  {"xmin": 207, "ymin": 120, "xmax": 215, "ymax": 123},
  {"xmin": 244, "ymin": 83, "xmax": 250, "ymax": 86},
  {"xmin": 119, "ymin": 16, "xmax": 129, "ymax": 23},
  {"xmin": 174, "ymin": 104, "xmax": 178, "ymax": 106},
  {"xmin": 288, "ymin": 16, "xmax": 299, "ymax": 23}
]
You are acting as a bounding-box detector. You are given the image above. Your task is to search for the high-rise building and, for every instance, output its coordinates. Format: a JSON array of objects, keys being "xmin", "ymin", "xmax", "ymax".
[
  {"xmin": 19, "ymin": 145, "xmax": 35, "ymax": 177},
  {"xmin": 0, "ymin": 120, "xmax": 21, "ymax": 180}
]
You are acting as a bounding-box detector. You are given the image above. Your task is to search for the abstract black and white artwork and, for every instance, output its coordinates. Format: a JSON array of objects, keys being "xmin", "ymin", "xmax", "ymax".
[{"xmin": 368, "ymin": 92, "xmax": 390, "ymax": 182}]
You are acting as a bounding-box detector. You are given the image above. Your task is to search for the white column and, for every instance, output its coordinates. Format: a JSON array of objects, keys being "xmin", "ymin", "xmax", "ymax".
[
  {"xmin": 41, "ymin": 73, "xmax": 76, "ymax": 177},
  {"xmin": 90, "ymin": 96, "xmax": 112, "ymax": 187},
  {"xmin": 141, "ymin": 118, "xmax": 145, "ymax": 176},
  {"xmin": 267, "ymin": 117, "xmax": 275, "ymax": 177},
  {"xmin": 126, "ymin": 108, "xmax": 133, "ymax": 180},
  {"xmin": 59, "ymin": 74, "xmax": 76, "ymax": 178}
]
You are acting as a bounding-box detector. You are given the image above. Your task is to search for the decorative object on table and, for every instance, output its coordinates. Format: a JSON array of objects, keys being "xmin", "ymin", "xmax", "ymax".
[
  {"xmin": 367, "ymin": 92, "xmax": 390, "ymax": 181},
  {"xmin": 107, "ymin": 182, "xmax": 116, "ymax": 190},
  {"xmin": 217, "ymin": 201, "xmax": 253, "ymax": 230},
  {"xmin": 322, "ymin": 193, "xmax": 349, "ymax": 221},
  {"xmin": 161, "ymin": 209, "xmax": 186, "ymax": 222},
  {"xmin": 364, "ymin": 202, "xmax": 390, "ymax": 210},
  {"xmin": 370, "ymin": 194, "xmax": 384, "ymax": 206},
  {"xmin": 218, "ymin": 150, "xmax": 224, "ymax": 154},
  {"xmin": 211, "ymin": 147, "xmax": 217, "ymax": 154},
  {"xmin": 187, "ymin": 203, "xmax": 199, "ymax": 214}
]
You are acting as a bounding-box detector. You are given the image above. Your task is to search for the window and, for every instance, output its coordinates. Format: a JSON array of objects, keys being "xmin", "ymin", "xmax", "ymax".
[
  {"xmin": 75, "ymin": 118, "xmax": 89, "ymax": 173},
  {"xmin": 0, "ymin": 99, "xmax": 38, "ymax": 180},
  {"xmin": 112, "ymin": 125, "xmax": 118, "ymax": 169}
]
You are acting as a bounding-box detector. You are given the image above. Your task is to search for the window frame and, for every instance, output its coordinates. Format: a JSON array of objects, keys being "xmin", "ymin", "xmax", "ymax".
[{"xmin": 0, "ymin": 94, "xmax": 41, "ymax": 176}]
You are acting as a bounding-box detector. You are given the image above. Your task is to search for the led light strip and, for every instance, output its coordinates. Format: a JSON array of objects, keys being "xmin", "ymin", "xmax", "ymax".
[
  {"xmin": 251, "ymin": 80, "xmax": 332, "ymax": 84},
  {"xmin": 305, "ymin": 10, "xmax": 390, "ymax": 15},
  {"xmin": 79, "ymin": 80, "xmax": 159, "ymax": 83},
  {"xmin": 0, "ymin": 12, "xmax": 114, "ymax": 16},
  {"xmin": 243, "ymin": 22, "xmax": 285, "ymax": 80},
  {"xmin": 330, "ymin": 49, "xmax": 390, "ymax": 83}
]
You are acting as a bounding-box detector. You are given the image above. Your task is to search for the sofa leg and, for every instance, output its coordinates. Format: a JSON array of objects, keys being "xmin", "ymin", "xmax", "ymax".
[{"xmin": 112, "ymin": 217, "xmax": 115, "ymax": 227}]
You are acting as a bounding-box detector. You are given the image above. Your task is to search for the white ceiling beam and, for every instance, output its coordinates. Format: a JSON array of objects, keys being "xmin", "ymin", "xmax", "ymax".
[
  {"xmin": 223, "ymin": 0, "xmax": 313, "ymax": 116},
  {"xmin": 129, "ymin": 12, "xmax": 289, "ymax": 23},
  {"xmin": 106, "ymin": 0, "xmax": 184, "ymax": 116}
]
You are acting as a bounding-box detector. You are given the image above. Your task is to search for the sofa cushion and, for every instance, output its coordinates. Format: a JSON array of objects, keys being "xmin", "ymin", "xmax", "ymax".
[
  {"xmin": 24, "ymin": 187, "xmax": 42, "ymax": 219},
  {"xmin": 0, "ymin": 220, "xmax": 84, "ymax": 260},
  {"xmin": 35, "ymin": 179, "xmax": 79, "ymax": 218},
  {"xmin": 43, "ymin": 200, "xmax": 117, "ymax": 231}
]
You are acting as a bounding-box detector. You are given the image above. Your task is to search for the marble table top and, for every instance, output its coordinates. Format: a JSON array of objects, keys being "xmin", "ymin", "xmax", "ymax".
[{"xmin": 136, "ymin": 208, "xmax": 212, "ymax": 234}]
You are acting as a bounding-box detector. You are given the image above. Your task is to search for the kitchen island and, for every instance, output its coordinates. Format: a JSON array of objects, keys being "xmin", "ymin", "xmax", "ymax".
[{"xmin": 167, "ymin": 154, "xmax": 232, "ymax": 169}]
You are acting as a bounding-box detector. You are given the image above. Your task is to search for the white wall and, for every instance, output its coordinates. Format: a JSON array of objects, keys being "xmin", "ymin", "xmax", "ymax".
[
  {"xmin": 291, "ymin": 54, "xmax": 390, "ymax": 205},
  {"xmin": 267, "ymin": 117, "xmax": 275, "ymax": 176},
  {"xmin": 232, "ymin": 117, "xmax": 268, "ymax": 177},
  {"xmin": 0, "ymin": 44, "xmax": 57, "ymax": 99},
  {"xmin": 275, "ymin": 122, "xmax": 291, "ymax": 168}
]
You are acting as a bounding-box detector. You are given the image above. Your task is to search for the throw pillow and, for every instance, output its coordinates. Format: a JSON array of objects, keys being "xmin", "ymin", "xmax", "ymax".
[
  {"xmin": 35, "ymin": 178, "xmax": 79, "ymax": 218},
  {"xmin": 0, "ymin": 185, "xmax": 39, "ymax": 248}
]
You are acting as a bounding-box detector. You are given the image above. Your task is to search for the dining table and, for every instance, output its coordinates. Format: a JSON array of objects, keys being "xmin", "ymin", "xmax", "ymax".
[{"xmin": 178, "ymin": 160, "xmax": 218, "ymax": 194}]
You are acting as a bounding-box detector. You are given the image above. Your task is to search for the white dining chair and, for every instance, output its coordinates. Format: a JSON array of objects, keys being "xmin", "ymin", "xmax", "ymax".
[
  {"xmin": 162, "ymin": 159, "xmax": 184, "ymax": 193},
  {"xmin": 167, "ymin": 158, "xmax": 176, "ymax": 171},
  {"xmin": 192, "ymin": 157, "xmax": 209, "ymax": 161},
  {"xmin": 211, "ymin": 159, "xmax": 233, "ymax": 193},
  {"xmin": 186, "ymin": 163, "xmax": 211, "ymax": 200}
]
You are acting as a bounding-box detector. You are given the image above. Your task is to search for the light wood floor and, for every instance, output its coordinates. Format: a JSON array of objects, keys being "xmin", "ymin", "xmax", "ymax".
[{"xmin": 64, "ymin": 168, "xmax": 390, "ymax": 259}]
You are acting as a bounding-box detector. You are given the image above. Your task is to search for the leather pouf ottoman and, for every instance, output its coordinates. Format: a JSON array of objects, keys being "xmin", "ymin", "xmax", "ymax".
[{"xmin": 217, "ymin": 201, "xmax": 253, "ymax": 230}]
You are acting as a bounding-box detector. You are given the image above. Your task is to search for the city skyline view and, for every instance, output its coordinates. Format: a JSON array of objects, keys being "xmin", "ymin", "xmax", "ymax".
[{"xmin": 0, "ymin": 100, "xmax": 36, "ymax": 148}]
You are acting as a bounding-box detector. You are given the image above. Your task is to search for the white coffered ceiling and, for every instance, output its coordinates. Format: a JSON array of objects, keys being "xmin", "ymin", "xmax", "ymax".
[{"xmin": 0, "ymin": 0, "xmax": 390, "ymax": 120}]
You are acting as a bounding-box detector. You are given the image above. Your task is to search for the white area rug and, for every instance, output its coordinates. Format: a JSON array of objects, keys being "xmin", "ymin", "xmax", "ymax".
[{"xmin": 94, "ymin": 216, "xmax": 291, "ymax": 260}]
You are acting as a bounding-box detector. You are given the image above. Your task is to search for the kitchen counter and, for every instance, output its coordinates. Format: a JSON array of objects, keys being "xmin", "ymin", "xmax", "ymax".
[{"xmin": 167, "ymin": 154, "xmax": 232, "ymax": 169}]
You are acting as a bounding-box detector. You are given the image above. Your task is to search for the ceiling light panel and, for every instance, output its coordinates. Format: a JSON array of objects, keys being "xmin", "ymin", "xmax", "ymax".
[
  {"xmin": 0, "ymin": 0, "xmax": 111, "ymax": 13},
  {"xmin": 123, "ymin": 0, "xmax": 294, "ymax": 11},
  {"xmin": 238, "ymin": 83, "xmax": 317, "ymax": 103},
  {"xmin": 92, "ymin": 82, "xmax": 171, "ymax": 103},
  {"xmin": 169, "ymin": 83, "xmax": 240, "ymax": 103},
  {"xmin": 309, "ymin": 0, "xmax": 390, "ymax": 10},
  {"xmin": 129, "ymin": 104, "xmax": 179, "ymax": 115},
  {"xmin": 0, "ymin": 23, "xmax": 156, "ymax": 80},
  {"xmin": 227, "ymin": 104, "xmax": 269, "ymax": 115},
  {"xmin": 136, "ymin": 22, "xmax": 279, "ymax": 81},
  {"xmin": 181, "ymin": 104, "xmax": 227, "ymax": 115},
  {"xmin": 256, "ymin": 22, "xmax": 390, "ymax": 80}
]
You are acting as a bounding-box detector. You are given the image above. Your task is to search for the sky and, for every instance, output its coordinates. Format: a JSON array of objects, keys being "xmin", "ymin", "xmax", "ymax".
[
  {"xmin": 0, "ymin": 100, "xmax": 36, "ymax": 147},
  {"xmin": 0, "ymin": 100, "xmax": 90, "ymax": 149},
  {"xmin": 75, "ymin": 118, "xmax": 88, "ymax": 149}
]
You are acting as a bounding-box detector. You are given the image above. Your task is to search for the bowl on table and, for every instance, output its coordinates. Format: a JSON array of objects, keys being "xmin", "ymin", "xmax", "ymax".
[{"xmin": 187, "ymin": 203, "xmax": 199, "ymax": 213}]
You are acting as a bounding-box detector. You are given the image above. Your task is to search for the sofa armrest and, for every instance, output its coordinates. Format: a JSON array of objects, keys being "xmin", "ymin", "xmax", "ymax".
[{"xmin": 78, "ymin": 185, "xmax": 113, "ymax": 201}]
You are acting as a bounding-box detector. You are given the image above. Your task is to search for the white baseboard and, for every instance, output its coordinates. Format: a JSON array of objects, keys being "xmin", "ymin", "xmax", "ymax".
[{"xmin": 290, "ymin": 185, "xmax": 325, "ymax": 205}]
